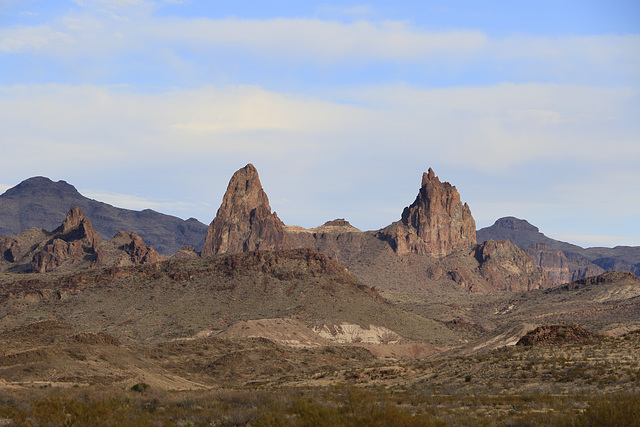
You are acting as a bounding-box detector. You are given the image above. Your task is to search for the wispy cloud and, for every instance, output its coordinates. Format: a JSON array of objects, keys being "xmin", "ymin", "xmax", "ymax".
[
  {"xmin": 2, "ymin": 5, "xmax": 637, "ymax": 87},
  {"xmin": 0, "ymin": 81, "xmax": 637, "ymax": 236},
  {"xmin": 80, "ymin": 189, "xmax": 206, "ymax": 218}
]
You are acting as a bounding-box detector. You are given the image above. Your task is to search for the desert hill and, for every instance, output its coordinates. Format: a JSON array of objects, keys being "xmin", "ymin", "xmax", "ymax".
[
  {"xmin": 0, "ymin": 177, "xmax": 207, "ymax": 255},
  {"xmin": 478, "ymin": 217, "xmax": 640, "ymax": 283},
  {"xmin": 0, "ymin": 248, "xmax": 459, "ymax": 347}
]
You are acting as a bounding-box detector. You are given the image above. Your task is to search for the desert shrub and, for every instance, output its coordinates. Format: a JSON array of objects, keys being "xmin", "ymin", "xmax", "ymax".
[
  {"xmin": 570, "ymin": 394, "xmax": 640, "ymax": 427},
  {"xmin": 130, "ymin": 382, "xmax": 150, "ymax": 393},
  {"xmin": 2, "ymin": 395, "xmax": 153, "ymax": 426}
]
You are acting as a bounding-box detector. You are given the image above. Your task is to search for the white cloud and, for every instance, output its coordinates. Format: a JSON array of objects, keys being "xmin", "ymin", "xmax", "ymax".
[
  {"xmin": 2, "ymin": 6, "xmax": 637, "ymax": 87},
  {"xmin": 0, "ymin": 25, "xmax": 75, "ymax": 52},
  {"xmin": 80, "ymin": 189, "xmax": 203, "ymax": 216},
  {"xmin": 0, "ymin": 81, "xmax": 637, "ymax": 237},
  {"xmin": 1, "ymin": 82, "xmax": 636, "ymax": 172}
]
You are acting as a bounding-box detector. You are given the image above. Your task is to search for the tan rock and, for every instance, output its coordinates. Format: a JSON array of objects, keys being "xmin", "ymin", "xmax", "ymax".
[{"xmin": 112, "ymin": 231, "xmax": 161, "ymax": 264}]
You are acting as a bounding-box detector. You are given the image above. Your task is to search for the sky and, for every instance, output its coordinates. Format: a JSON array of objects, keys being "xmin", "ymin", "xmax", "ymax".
[{"xmin": 0, "ymin": 0, "xmax": 638, "ymax": 248}]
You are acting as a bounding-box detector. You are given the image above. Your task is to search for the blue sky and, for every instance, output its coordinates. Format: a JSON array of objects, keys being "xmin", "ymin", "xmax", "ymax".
[{"xmin": 0, "ymin": 0, "xmax": 639, "ymax": 248}]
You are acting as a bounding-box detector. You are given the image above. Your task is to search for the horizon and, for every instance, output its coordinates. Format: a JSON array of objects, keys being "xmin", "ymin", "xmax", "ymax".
[
  {"xmin": 0, "ymin": 172, "xmax": 636, "ymax": 250},
  {"xmin": 1, "ymin": 1, "xmax": 638, "ymax": 248}
]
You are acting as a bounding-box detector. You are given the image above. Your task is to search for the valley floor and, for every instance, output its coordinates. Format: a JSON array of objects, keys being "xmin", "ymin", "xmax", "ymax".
[{"xmin": 1, "ymin": 329, "xmax": 640, "ymax": 426}]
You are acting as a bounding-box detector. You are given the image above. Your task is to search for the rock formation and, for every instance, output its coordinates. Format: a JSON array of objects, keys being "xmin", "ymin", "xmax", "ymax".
[
  {"xmin": 110, "ymin": 231, "xmax": 161, "ymax": 265},
  {"xmin": 199, "ymin": 164, "xmax": 549, "ymax": 293},
  {"xmin": 0, "ymin": 237, "xmax": 20, "ymax": 263},
  {"xmin": 0, "ymin": 207, "xmax": 163, "ymax": 273},
  {"xmin": 474, "ymin": 239, "xmax": 550, "ymax": 291},
  {"xmin": 30, "ymin": 207, "xmax": 103, "ymax": 273},
  {"xmin": 0, "ymin": 176, "xmax": 208, "ymax": 255},
  {"xmin": 378, "ymin": 168, "xmax": 476, "ymax": 257},
  {"xmin": 516, "ymin": 325, "xmax": 599, "ymax": 346},
  {"xmin": 201, "ymin": 164, "xmax": 291, "ymax": 256},
  {"xmin": 524, "ymin": 243, "xmax": 604, "ymax": 286}
]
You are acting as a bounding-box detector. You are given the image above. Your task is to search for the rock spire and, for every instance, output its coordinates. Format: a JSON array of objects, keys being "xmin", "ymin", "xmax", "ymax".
[
  {"xmin": 201, "ymin": 164, "xmax": 290, "ymax": 256},
  {"xmin": 380, "ymin": 168, "xmax": 476, "ymax": 256}
]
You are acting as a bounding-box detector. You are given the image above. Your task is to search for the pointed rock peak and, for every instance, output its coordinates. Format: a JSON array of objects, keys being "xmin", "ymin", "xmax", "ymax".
[
  {"xmin": 53, "ymin": 207, "xmax": 101, "ymax": 245},
  {"xmin": 62, "ymin": 206, "xmax": 85, "ymax": 231},
  {"xmin": 218, "ymin": 163, "xmax": 271, "ymax": 216},
  {"xmin": 421, "ymin": 167, "xmax": 440, "ymax": 186},
  {"xmin": 202, "ymin": 164, "xmax": 290, "ymax": 256},
  {"xmin": 380, "ymin": 169, "xmax": 476, "ymax": 257}
]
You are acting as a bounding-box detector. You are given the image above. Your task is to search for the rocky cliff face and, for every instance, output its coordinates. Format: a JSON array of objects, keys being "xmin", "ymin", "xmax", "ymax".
[
  {"xmin": 201, "ymin": 164, "xmax": 291, "ymax": 256},
  {"xmin": 378, "ymin": 168, "xmax": 476, "ymax": 257},
  {"xmin": 524, "ymin": 243, "xmax": 605, "ymax": 286},
  {"xmin": 474, "ymin": 239, "xmax": 550, "ymax": 291},
  {"xmin": 30, "ymin": 207, "xmax": 103, "ymax": 273}
]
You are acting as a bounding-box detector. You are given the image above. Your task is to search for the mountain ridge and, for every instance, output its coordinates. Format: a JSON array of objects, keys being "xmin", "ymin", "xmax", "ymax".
[
  {"xmin": 477, "ymin": 217, "xmax": 640, "ymax": 280},
  {"xmin": 0, "ymin": 176, "xmax": 208, "ymax": 255}
]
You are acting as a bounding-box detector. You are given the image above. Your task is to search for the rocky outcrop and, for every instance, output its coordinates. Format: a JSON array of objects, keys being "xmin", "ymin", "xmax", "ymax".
[
  {"xmin": 474, "ymin": 239, "xmax": 550, "ymax": 291},
  {"xmin": 0, "ymin": 207, "xmax": 163, "ymax": 273},
  {"xmin": 31, "ymin": 207, "xmax": 103, "ymax": 273},
  {"xmin": 516, "ymin": 325, "xmax": 600, "ymax": 346},
  {"xmin": 525, "ymin": 243, "xmax": 605, "ymax": 286},
  {"xmin": 201, "ymin": 164, "xmax": 291, "ymax": 256},
  {"xmin": 557, "ymin": 270, "xmax": 639, "ymax": 291},
  {"xmin": 378, "ymin": 168, "xmax": 476, "ymax": 257},
  {"xmin": 0, "ymin": 237, "xmax": 20, "ymax": 263},
  {"xmin": 111, "ymin": 231, "xmax": 161, "ymax": 265},
  {"xmin": 171, "ymin": 245, "xmax": 200, "ymax": 260},
  {"xmin": 199, "ymin": 165, "xmax": 550, "ymax": 293}
]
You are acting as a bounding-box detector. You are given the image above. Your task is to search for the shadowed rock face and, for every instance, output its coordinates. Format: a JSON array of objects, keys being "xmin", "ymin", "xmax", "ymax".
[
  {"xmin": 379, "ymin": 168, "xmax": 476, "ymax": 257},
  {"xmin": 1, "ymin": 207, "xmax": 163, "ymax": 273},
  {"xmin": 201, "ymin": 164, "xmax": 291, "ymax": 256},
  {"xmin": 524, "ymin": 243, "xmax": 605, "ymax": 286},
  {"xmin": 474, "ymin": 239, "xmax": 550, "ymax": 291},
  {"xmin": 31, "ymin": 207, "xmax": 103, "ymax": 273},
  {"xmin": 111, "ymin": 231, "xmax": 161, "ymax": 265}
]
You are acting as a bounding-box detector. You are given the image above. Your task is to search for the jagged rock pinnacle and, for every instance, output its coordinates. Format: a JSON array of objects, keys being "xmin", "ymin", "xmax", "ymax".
[
  {"xmin": 201, "ymin": 164, "xmax": 290, "ymax": 256},
  {"xmin": 380, "ymin": 168, "xmax": 476, "ymax": 257}
]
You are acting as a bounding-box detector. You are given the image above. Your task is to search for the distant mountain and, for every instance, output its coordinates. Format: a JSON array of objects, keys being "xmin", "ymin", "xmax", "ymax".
[
  {"xmin": 0, "ymin": 177, "xmax": 207, "ymax": 255},
  {"xmin": 477, "ymin": 217, "xmax": 640, "ymax": 279}
]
